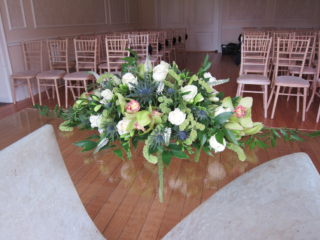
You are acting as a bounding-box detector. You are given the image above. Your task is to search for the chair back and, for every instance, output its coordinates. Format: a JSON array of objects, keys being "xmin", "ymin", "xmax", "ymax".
[
  {"xmin": 274, "ymin": 38, "xmax": 310, "ymax": 79},
  {"xmin": 105, "ymin": 38, "xmax": 129, "ymax": 72},
  {"xmin": 22, "ymin": 40, "xmax": 43, "ymax": 72},
  {"xmin": 240, "ymin": 37, "xmax": 272, "ymax": 77},
  {"xmin": 272, "ymin": 32, "xmax": 295, "ymax": 60},
  {"xmin": 158, "ymin": 31, "xmax": 167, "ymax": 53},
  {"xmin": 81, "ymin": 35, "xmax": 101, "ymax": 64},
  {"xmin": 74, "ymin": 39, "xmax": 97, "ymax": 72},
  {"xmin": 128, "ymin": 34, "xmax": 149, "ymax": 59},
  {"xmin": 46, "ymin": 39, "xmax": 69, "ymax": 71},
  {"xmin": 149, "ymin": 33, "xmax": 159, "ymax": 59},
  {"xmin": 294, "ymin": 34, "xmax": 316, "ymax": 67}
]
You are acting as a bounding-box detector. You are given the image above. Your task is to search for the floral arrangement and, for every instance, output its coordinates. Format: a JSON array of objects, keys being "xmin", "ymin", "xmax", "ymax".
[{"xmin": 35, "ymin": 50, "xmax": 320, "ymax": 202}]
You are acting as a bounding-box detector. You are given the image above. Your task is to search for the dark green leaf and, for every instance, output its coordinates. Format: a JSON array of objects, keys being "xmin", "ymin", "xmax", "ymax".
[
  {"xmin": 171, "ymin": 151, "xmax": 189, "ymax": 159},
  {"xmin": 132, "ymin": 137, "xmax": 139, "ymax": 152},
  {"xmin": 81, "ymin": 141, "xmax": 97, "ymax": 152},
  {"xmin": 203, "ymin": 147, "xmax": 214, "ymax": 157},
  {"xmin": 86, "ymin": 134, "xmax": 101, "ymax": 140},
  {"xmin": 290, "ymin": 132, "xmax": 304, "ymax": 142},
  {"xmin": 99, "ymin": 144, "xmax": 116, "ymax": 152},
  {"xmin": 74, "ymin": 140, "xmax": 94, "ymax": 147},
  {"xmin": 113, "ymin": 149, "xmax": 124, "ymax": 160},
  {"xmin": 122, "ymin": 57, "xmax": 135, "ymax": 64},
  {"xmin": 246, "ymin": 136, "xmax": 253, "ymax": 146},
  {"xmin": 280, "ymin": 129, "xmax": 289, "ymax": 141},
  {"xmin": 167, "ymin": 143, "xmax": 183, "ymax": 151},
  {"xmin": 308, "ymin": 130, "xmax": 320, "ymax": 137},
  {"xmin": 215, "ymin": 92, "xmax": 225, "ymax": 100},
  {"xmin": 250, "ymin": 141, "xmax": 256, "ymax": 150},
  {"xmin": 162, "ymin": 150, "xmax": 172, "ymax": 169},
  {"xmin": 256, "ymin": 139, "xmax": 270, "ymax": 149},
  {"xmin": 200, "ymin": 133, "xmax": 207, "ymax": 147},
  {"xmin": 223, "ymin": 128, "xmax": 238, "ymax": 145},
  {"xmin": 215, "ymin": 130, "xmax": 224, "ymax": 145},
  {"xmin": 54, "ymin": 105, "xmax": 59, "ymax": 116},
  {"xmin": 214, "ymin": 112, "xmax": 234, "ymax": 125},
  {"xmin": 271, "ymin": 137, "xmax": 276, "ymax": 148},
  {"xmin": 271, "ymin": 129, "xmax": 281, "ymax": 138},
  {"xmin": 149, "ymin": 146, "xmax": 158, "ymax": 155},
  {"xmin": 157, "ymin": 145, "xmax": 164, "ymax": 153}
]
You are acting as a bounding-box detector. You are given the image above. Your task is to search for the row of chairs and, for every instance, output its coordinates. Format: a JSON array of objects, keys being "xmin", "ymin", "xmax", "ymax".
[
  {"xmin": 10, "ymin": 29, "xmax": 188, "ymax": 108},
  {"xmin": 237, "ymin": 30, "xmax": 320, "ymax": 122}
]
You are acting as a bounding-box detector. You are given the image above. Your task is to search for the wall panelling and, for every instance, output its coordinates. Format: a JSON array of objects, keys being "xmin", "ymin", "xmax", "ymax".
[
  {"xmin": 31, "ymin": 0, "xmax": 107, "ymax": 28},
  {"xmin": 194, "ymin": 0, "xmax": 214, "ymax": 24},
  {"xmin": 4, "ymin": 0, "xmax": 26, "ymax": 30},
  {"xmin": 228, "ymin": 0, "xmax": 267, "ymax": 21},
  {"xmin": 127, "ymin": 0, "xmax": 141, "ymax": 23},
  {"xmin": 108, "ymin": 0, "xmax": 127, "ymax": 24},
  {"xmin": 274, "ymin": 0, "xmax": 317, "ymax": 20}
]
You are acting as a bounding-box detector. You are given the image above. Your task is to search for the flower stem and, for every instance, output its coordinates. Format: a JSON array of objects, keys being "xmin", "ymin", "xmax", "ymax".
[
  {"xmin": 157, "ymin": 151, "xmax": 164, "ymax": 202},
  {"xmin": 194, "ymin": 148, "xmax": 201, "ymax": 162}
]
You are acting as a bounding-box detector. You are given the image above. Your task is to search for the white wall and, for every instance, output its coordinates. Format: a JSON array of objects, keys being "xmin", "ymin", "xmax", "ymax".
[
  {"xmin": 0, "ymin": 0, "xmax": 142, "ymax": 102},
  {"xmin": 222, "ymin": 0, "xmax": 320, "ymax": 44}
]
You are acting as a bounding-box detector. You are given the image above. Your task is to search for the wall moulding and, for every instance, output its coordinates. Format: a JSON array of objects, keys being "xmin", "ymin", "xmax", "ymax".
[
  {"xmin": 108, "ymin": 0, "xmax": 127, "ymax": 24},
  {"xmin": 127, "ymin": 0, "xmax": 141, "ymax": 23},
  {"xmin": 227, "ymin": 0, "xmax": 267, "ymax": 22},
  {"xmin": 194, "ymin": 0, "xmax": 214, "ymax": 25},
  {"xmin": 273, "ymin": 0, "xmax": 318, "ymax": 21},
  {"xmin": 4, "ymin": 0, "xmax": 27, "ymax": 30},
  {"xmin": 30, "ymin": 0, "xmax": 108, "ymax": 28}
]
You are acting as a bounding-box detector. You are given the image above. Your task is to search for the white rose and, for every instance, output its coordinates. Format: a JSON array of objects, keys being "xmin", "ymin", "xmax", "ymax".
[
  {"xmin": 122, "ymin": 73, "xmax": 138, "ymax": 89},
  {"xmin": 160, "ymin": 61, "xmax": 171, "ymax": 69},
  {"xmin": 204, "ymin": 72, "xmax": 212, "ymax": 79},
  {"xmin": 168, "ymin": 108, "xmax": 186, "ymax": 126},
  {"xmin": 181, "ymin": 85, "xmax": 198, "ymax": 102},
  {"xmin": 153, "ymin": 64, "xmax": 169, "ymax": 82},
  {"xmin": 214, "ymin": 106, "xmax": 226, "ymax": 117},
  {"xmin": 116, "ymin": 119, "xmax": 132, "ymax": 135},
  {"xmin": 209, "ymin": 88, "xmax": 219, "ymax": 102},
  {"xmin": 90, "ymin": 115, "xmax": 102, "ymax": 129},
  {"xmin": 101, "ymin": 89, "xmax": 114, "ymax": 101},
  {"xmin": 209, "ymin": 135, "xmax": 226, "ymax": 153},
  {"xmin": 112, "ymin": 75, "xmax": 121, "ymax": 85}
]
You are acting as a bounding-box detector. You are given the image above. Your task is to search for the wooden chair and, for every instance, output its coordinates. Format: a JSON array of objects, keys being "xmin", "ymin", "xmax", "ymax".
[
  {"xmin": 158, "ymin": 31, "xmax": 171, "ymax": 63},
  {"xmin": 128, "ymin": 34, "xmax": 149, "ymax": 64},
  {"xmin": 268, "ymin": 38, "xmax": 310, "ymax": 121},
  {"xmin": 10, "ymin": 41, "xmax": 43, "ymax": 105},
  {"xmin": 98, "ymin": 38, "xmax": 129, "ymax": 74},
  {"xmin": 166, "ymin": 30, "xmax": 177, "ymax": 62},
  {"xmin": 148, "ymin": 33, "xmax": 160, "ymax": 66},
  {"xmin": 306, "ymin": 34, "xmax": 320, "ymax": 122},
  {"xmin": 47, "ymin": 39, "xmax": 75, "ymax": 74},
  {"xmin": 80, "ymin": 35, "xmax": 101, "ymax": 65},
  {"xmin": 173, "ymin": 28, "xmax": 187, "ymax": 66},
  {"xmin": 63, "ymin": 39, "xmax": 97, "ymax": 108},
  {"xmin": 236, "ymin": 37, "xmax": 272, "ymax": 118}
]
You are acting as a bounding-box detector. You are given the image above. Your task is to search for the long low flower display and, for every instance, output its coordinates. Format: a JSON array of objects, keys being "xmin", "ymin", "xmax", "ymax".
[{"xmin": 36, "ymin": 50, "xmax": 319, "ymax": 202}]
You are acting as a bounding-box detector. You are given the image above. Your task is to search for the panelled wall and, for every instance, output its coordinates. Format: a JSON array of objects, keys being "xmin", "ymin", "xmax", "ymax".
[
  {"xmin": 0, "ymin": 0, "xmax": 142, "ymax": 102},
  {"xmin": 222, "ymin": 0, "xmax": 320, "ymax": 44}
]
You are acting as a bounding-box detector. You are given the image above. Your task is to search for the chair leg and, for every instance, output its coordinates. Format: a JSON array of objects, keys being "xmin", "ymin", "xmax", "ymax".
[
  {"xmin": 236, "ymin": 83, "xmax": 242, "ymax": 97},
  {"xmin": 296, "ymin": 88, "xmax": 300, "ymax": 112},
  {"xmin": 52, "ymin": 81, "xmax": 55, "ymax": 99},
  {"xmin": 11, "ymin": 78, "xmax": 16, "ymax": 104},
  {"xmin": 37, "ymin": 78, "xmax": 42, "ymax": 106},
  {"xmin": 316, "ymin": 103, "xmax": 320, "ymax": 123},
  {"xmin": 240, "ymin": 84, "xmax": 245, "ymax": 97},
  {"xmin": 54, "ymin": 79, "xmax": 61, "ymax": 107},
  {"xmin": 271, "ymin": 85, "xmax": 280, "ymax": 119},
  {"xmin": 27, "ymin": 78, "xmax": 35, "ymax": 105},
  {"xmin": 65, "ymin": 79, "xmax": 68, "ymax": 109},
  {"xmin": 306, "ymin": 82, "xmax": 317, "ymax": 112},
  {"xmin": 44, "ymin": 81, "xmax": 50, "ymax": 99},
  {"xmin": 267, "ymin": 85, "xmax": 275, "ymax": 109},
  {"xmin": 264, "ymin": 85, "xmax": 268, "ymax": 118},
  {"xmin": 287, "ymin": 87, "xmax": 292, "ymax": 101},
  {"xmin": 302, "ymin": 87, "xmax": 307, "ymax": 122}
]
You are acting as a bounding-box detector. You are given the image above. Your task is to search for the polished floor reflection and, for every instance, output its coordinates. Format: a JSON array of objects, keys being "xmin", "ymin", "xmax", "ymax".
[{"xmin": 1, "ymin": 109, "xmax": 320, "ymax": 240}]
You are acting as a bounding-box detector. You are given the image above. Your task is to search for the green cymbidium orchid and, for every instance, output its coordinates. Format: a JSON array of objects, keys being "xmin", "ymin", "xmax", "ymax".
[{"xmin": 222, "ymin": 96, "xmax": 263, "ymax": 135}]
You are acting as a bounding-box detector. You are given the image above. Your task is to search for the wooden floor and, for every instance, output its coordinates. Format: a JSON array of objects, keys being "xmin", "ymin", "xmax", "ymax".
[{"xmin": 1, "ymin": 53, "xmax": 320, "ymax": 240}]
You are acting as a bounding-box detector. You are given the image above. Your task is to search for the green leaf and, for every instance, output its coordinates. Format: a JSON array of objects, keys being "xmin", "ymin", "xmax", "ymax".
[
  {"xmin": 171, "ymin": 151, "xmax": 189, "ymax": 159},
  {"xmin": 308, "ymin": 130, "xmax": 320, "ymax": 137},
  {"xmin": 125, "ymin": 48, "xmax": 139, "ymax": 60},
  {"xmin": 86, "ymin": 134, "xmax": 101, "ymax": 140},
  {"xmin": 54, "ymin": 105, "xmax": 59, "ymax": 116},
  {"xmin": 290, "ymin": 132, "xmax": 304, "ymax": 142},
  {"xmin": 162, "ymin": 150, "xmax": 172, "ymax": 169},
  {"xmin": 122, "ymin": 57, "xmax": 135, "ymax": 64},
  {"xmin": 256, "ymin": 139, "xmax": 270, "ymax": 149},
  {"xmin": 203, "ymin": 147, "xmax": 214, "ymax": 157},
  {"xmin": 167, "ymin": 144, "xmax": 183, "ymax": 151},
  {"xmin": 113, "ymin": 149, "xmax": 124, "ymax": 160},
  {"xmin": 80, "ymin": 141, "xmax": 97, "ymax": 152},
  {"xmin": 132, "ymin": 137, "xmax": 138, "ymax": 152},
  {"xmin": 215, "ymin": 92, "xmax": 225, "ymax": 99},
  {"xmin": 280, "ymin": 129, "xmax": 289, "ymax": 141},
  {"xmin": 214, "ymin": 112, "xmax": 234, "ymax": 125},
  {"xmin": 157, "ymin": 145, "xmax": 164, "ymax": 153},
  {"xmin": 149, "ymin": 147, "xmax": 158, "ymax": 155},
  {"xmin": 246, "ymin": 136, "xmax": 253, "ymax": 146},
  {"xmin": 223, "ymin": 128, "xmax": 238, "ymax": 145},
  {"xmin": 200, "ymin": 133, "xmax": 207, "ymax": 147},
  {"xmin": 215, "ymin": 130, "xmax": 224, "ymax": 145},
  {"xmin": 250, "ymin": 141, "xmax": 256, "ymax": 150},
  {"xmin": 271, "ymin": 137, "xmax": 276, "ymax": 148},
  {"xmin": 74, "ymin": 140, "xmax": 94, "ymax": 147}
]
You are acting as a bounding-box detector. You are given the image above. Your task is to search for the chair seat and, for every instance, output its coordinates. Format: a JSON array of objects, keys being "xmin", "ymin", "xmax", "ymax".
[
  {"xmin": 11, "ymin": 70, "xmax": 41, "ymax": 79},
  {"xmin": 53, "ymin": 61, "xmax": 76, "ymax": 68},
  {"xmin": 289, "ymin": 66, "xmax": 317, "ymax": 75},
  {"xmin": 313, "ymin": 59, "xmax": 318, "ymax": 66},
  {"xmin": 64, "ymin": 72, "xmax": 95, "ymax": 80},
  {"xmin": 37, "ymin": 70, "xmax": 66, "ymax": 79},
  {"xmin": 77, "ymin": 63, "xmax": 95, "ymax": 69},
  {"xmin": 275, "ymin": 76, "xmax": 309, "ymax": 87},
  {"xmin": 237, "ymin": 74, "xmax": 270, "ymax": 85},
  {"xmin": 243, "ymin": 65, "xmax": 270, "ymax": 73},
  {"xmin": 98, "ymin": 62, "xmax": 122, "ymax": 69}
]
